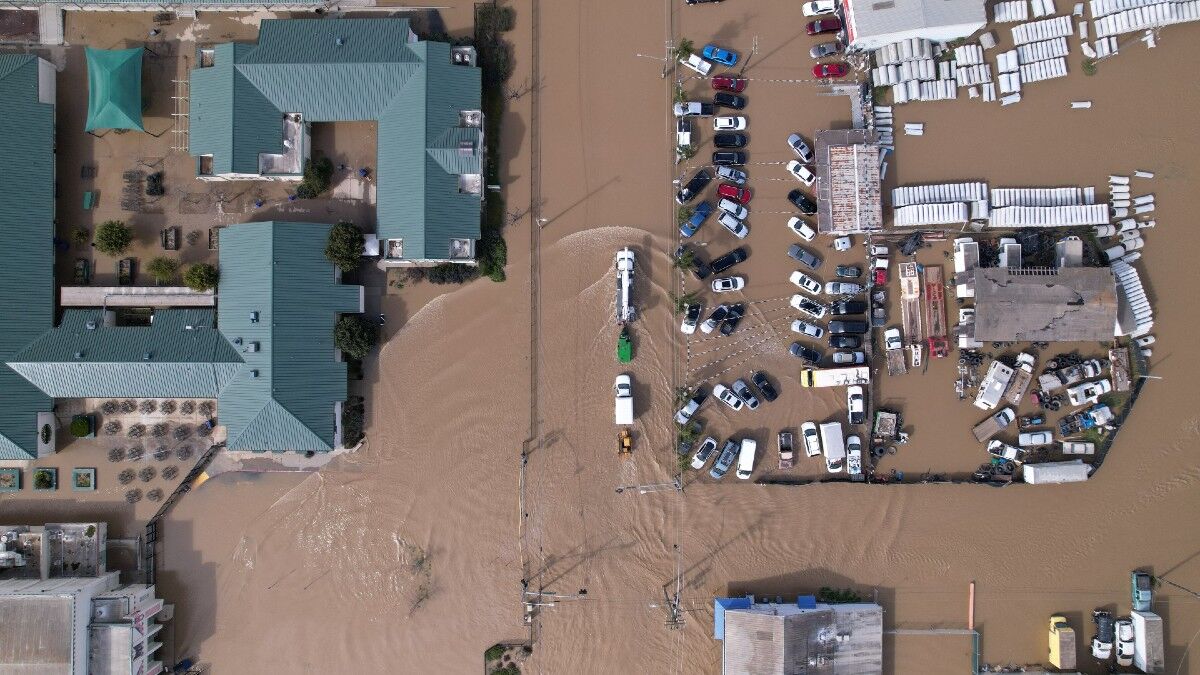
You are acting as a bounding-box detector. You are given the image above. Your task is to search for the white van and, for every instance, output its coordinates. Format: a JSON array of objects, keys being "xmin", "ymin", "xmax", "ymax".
[
  {"xmin": 736, "ymin": 439, "xmax": 757, "ymax": 479},
  {"xmin": 819, "ymin": 422, "xmax": 846, "ymax": 473}
]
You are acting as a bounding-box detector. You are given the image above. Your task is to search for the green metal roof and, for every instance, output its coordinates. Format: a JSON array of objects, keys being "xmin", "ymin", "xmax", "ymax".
[
  {"xmin": 9, "ymin": 310, "xmax": 243, "ymax": 399},
  {"xmin": 84, "ymin": 47, "xmax": 144, "ymax": 132},
  {"xmin": 217, "ymin": 222, "xmax": 361, "ymax": 453},
  {"xmin": 189, "ymin": 18, "xmax": 482, "ymax": 260},
  {"xmin": 0, "ymin": 55, "xmax": 55, "ymax": 459}
]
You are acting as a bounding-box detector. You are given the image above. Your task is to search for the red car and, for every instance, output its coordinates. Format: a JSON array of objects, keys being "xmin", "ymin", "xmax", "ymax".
[
  {"xmin": 812, "ymin": 62, "xmax": 848, "ymax": 78},
  {"xmin": 806, "ymin": 17, "xmax": 842, "ymax": 35},
  {"xmin": 717, "ymin": 183, "xmax": 752, "ymax": 204},
  {"xmin": 873, "ymin": 267, "xmax": 887, "ymax": 285},
  {"xmin": 710, "ymin": 75, "xmax": 747, "ymax": 93}
]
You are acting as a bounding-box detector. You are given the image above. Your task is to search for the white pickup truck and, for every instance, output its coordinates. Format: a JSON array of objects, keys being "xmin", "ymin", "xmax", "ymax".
[
  {"xmin": 614, "ymin": 374, "xmax": 634, "ymax": 425},
  {"xmin": 972, "ymin": 407, "xmax": 1015, "ymax": 442},
  {"xmin": 1066, "ymin": 378, "xmax": 1112, "ymax": 407},
  {"xmin": 681, "ymin": 53, "xmax": 713, "ymax": 76}
]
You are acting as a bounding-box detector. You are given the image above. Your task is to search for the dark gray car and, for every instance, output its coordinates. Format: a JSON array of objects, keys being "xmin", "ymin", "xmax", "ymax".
[
  {"xmin": 809, "ymin": 41, "xmax": 843, "ymax": 59},
  {"xmin": 787, "ymin": 243, "xmax": 822, "ymax": 270},
  {"xmin": 829, "ymin": 320, "xmax": 869, "ymax": 335}
]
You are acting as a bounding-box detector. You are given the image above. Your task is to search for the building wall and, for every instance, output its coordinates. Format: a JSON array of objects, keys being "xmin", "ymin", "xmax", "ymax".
[{"xmin": 849, "ymin": 21, "xmax": 986, "ymax": 50}]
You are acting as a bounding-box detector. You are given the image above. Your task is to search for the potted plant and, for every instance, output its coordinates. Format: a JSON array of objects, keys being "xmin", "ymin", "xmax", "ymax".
[
  {"xmin": 33, "ymin": 468, "xmax": 57, "ymax": 491},
  {"xmin": 71, "ymin": 468, "xmax": 96, "ymax": 492},
  {"xmin": 69, "ymin": 414, "xmax": 95, "ymax": 439},
  {"xmin": 0, "ymin": 468, "xmax": 19, "ymax": 492}
]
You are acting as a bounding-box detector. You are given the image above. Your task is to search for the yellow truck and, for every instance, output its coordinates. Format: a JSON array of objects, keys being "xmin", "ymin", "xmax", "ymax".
[{"xmin": 1048, "ymin": 615, "xmax": 1077, "ymax": 669}]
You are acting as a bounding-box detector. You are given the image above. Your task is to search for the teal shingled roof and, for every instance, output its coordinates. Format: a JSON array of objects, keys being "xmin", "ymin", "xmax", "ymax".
[
  {"xmin": 217, "ymin": 222, "xmax": 362, "ymax": 453},
  {"xmin": 188, "ymin": 18, "xmax": 482, "ymax": 260},
  {"xmin": 0, "ymin": 55, "xmax": 55, "ymax": 459},
  {"xmin": 8, "ymin": 310, "xmax": 243, "ymax": 399}
]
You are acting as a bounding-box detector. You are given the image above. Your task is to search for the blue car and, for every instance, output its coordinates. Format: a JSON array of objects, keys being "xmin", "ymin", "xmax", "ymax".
[
  {"xmin": 702, "ymin": 44, "xmax": 739, "ymax": 67},
  {"xmin": 709, "ymin": 439, "xmax": 739, "ymax": 479},
  {"xmin": 680, "ymin": 201, "xmax": 714, "ymax": 237}
]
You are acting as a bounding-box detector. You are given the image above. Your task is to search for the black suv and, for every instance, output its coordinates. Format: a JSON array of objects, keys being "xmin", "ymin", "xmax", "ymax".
[
  {"xmin": 789, "ymin": 342, "xmax": 822, "ymax": 364},
  {"xmin": 720, "ymin": 303, "xmax": 746, "ymax": 336},
  {"xmin": 751, "ymin": 371, "xmax": 778, "ymax": 402},
  {"xmin": 713, "ymin": 133, "xmax": 748, "ymax": 148},
  {"xmin": 829, "ymin": 320, "xmax": 870, "ymax": 335},
  {"xmin": 713, "ymin": 92, "xmax": 747, "ymax": 110},
  {"xmin": 710, "ymin": 247, "xmax": 748, "ymax": 274},
  {"xmin": 829, "ymin": 335, "xmax": 861, "ymax": 349},
  {"xmin": 676, "ymin": 169, "xmax": 712, "ymax": 205},
  {"xmin": 831, "ymin": 300, "xmax": 868, "ymax": 315},
  {"xmin": 787, "ymin": 189, "xmax": 817, "ymax": 215},
  {"xmin": 712, "ymin": 151, "xmax": 747, "ymax": 166}
]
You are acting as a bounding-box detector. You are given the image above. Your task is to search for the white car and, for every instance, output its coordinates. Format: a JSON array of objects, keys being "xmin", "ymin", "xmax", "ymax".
[
  {"xmin": 847, "ymin": 385, "xmax": 865, "ymax": 425},
  {"xmin": 682, "ymin": 53, "xmax": 713, "ymax": 76},
  {"xmin": 787, "ymin": 133, "xmax": 814, "ymax": 162},
  {"xmin": 884, "ymin": 327, "xmax": 903, "ymax": 350},
  {"xmin": 735, "ymin": 438, "xmax": 757, "ymax": 479},
  {"xmin": 802, "ymin": 0, "xmax": 838, "ymax": 16},
  {"xmin": 791, "ymin": 320, "xmax": 825, "ymax": 339},
  {"xmin": 846, "ymin": 435, "xmax": 863, "ymax": 476},
  {"xmin": 717, "ymin": 198, "xmax": 749, "ymax": 220},
  {"xmin": 690, "ymin": 436, "xmax": 719, "ymax": 470},
  {"xmin": 787, "ymin": 216, "xmax": 817, "ymax": 241},
  {"xmin": 834, "ymin": 236, "xmax": 852, "ymax": 251},
  {"xmin": 680, "ymin": 303, "xmax": 701, "ymax": 335},
  {"xmin": 717, "ymin": 212, "xmax": 749, "ymax": 239},
  {"xmin": 833, "ymin": 351, "xmax": 866, "ymax": 364},
  {"xmin": 712, "ymin": 276, "xmax": 745, "ymax": 293},
  {"xmin": 1018, "ymin": 430, "xmax": 1053, "ymax": 447},
  {"xmin": 790, "ymin": 294, "xmax": 828, "ymax": 319},
  {"xmin": 868, "ymin": 243, "xmax": 888, "ymax": 256},
  {"xmin": 1067, "ymin": 378, "xmax": 1112, "ymax": 407},
  {"xmin": 789, "ymin": 270, "xmax": 822, "ymax": 295},
  {"xmin": 713, "ymin": 116, "xmax": 747, "ymax": 131},
  {"xmin": 714, "ymin": 383, "xmax": 744, "ymax": 411},
  {"xmin": 786, "ymin": 160, "xmax": 816, "ymax": 186},
  {"xmin": 1114, "ymin": 619, "xmax": 1134, "ymax": 667},
  {"xmin": 825, "ymin": 281, "xmax": 863, "ymax": 295},
  {"xmin": 801, "ymin": 422, "xmax": 822, "ymax": 457}
]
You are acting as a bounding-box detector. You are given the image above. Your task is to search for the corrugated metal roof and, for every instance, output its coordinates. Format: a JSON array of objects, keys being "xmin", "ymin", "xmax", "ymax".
[
  {"xmin": 845, "ymin": 0, "xmax": 986, "ymax": 43},
  {"xmin": 0, "ymin": 55, "xmax": 55, "ymax": 459},
  {"xmin": 188, "ymin": 19, "xmax": 482, "ymax": 259},
  {"xmin": 9, "ymin": 309, "xmax": 243, "ymax": 398},
  {"xmin": 217, "ymin": 222, "xmax": 361, "ymax": 453}
]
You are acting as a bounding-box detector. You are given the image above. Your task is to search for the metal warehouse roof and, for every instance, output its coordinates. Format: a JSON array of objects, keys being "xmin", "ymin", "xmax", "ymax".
[
  {"xmin": 189, "ymin": 18, "xmax": 482, "ymax": 260},
  {"xmin": 8, "ymin": 309, "xmax": 242, "ymax": 399},
  {"xmin": 0, "ymin": 55, "xmax": 55, "ymax": 460},
  {"xmin": 973, "ymin": 267, "xmax": 1118, "ymax": 342},
  {"xmin": 844, "ymin": 0, "xmax": 987, "ymax": 44},
  {"xmin": 217, "ymin": 222, "xmax": 362, "ymax": 453}
]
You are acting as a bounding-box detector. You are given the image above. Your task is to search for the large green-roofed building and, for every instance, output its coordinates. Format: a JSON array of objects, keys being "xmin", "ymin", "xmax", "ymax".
[
  {"xmin": 189, "ymin": 18, "xmax": 484, "ymax": 264},
  {"xmin": 0, "ymin": 54, "xmax": 57, "ymax": 460}
]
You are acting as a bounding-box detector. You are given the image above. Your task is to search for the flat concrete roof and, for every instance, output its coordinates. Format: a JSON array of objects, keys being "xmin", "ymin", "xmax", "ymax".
[
  {"xmin": 59, "ymin": 286, "xmax": 214, "ymax": 308},
  {"xmin": 973, "ymin": 267, "xmax": 1117, "ymax": 342}
]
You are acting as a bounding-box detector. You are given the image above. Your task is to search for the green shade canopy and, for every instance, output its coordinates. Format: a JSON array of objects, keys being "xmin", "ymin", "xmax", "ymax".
[{"xmin": 85, "ymin": 47, "xmax": 144, "ymax": 132}]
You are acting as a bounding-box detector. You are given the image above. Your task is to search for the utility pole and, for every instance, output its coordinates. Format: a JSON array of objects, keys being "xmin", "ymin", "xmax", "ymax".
[
  {"xmin": 739, "ymin": 36, "xmax": 759, "ymax": 77},
  {"xmin": 1155, "ymin": 575, "xmax": 1200, "ymax": 600}
]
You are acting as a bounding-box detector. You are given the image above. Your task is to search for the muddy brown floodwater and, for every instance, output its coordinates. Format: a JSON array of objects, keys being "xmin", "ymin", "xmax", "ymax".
[{"xmin": 153, "ymin": 0, "xmax": 1200, "ymax": 673}]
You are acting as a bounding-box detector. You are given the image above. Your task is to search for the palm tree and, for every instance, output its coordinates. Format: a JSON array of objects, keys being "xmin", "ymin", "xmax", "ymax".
[
  {"xmin": 672, "ymin": 38, "xmax": 695, "ymax": 62},
  {"xmin": 676, "ymin": 205, "xmax": 694, "ymax": 224},
  {"xmin": 670, "ymin": 290, "xmax": 699, "ymax": 315},
  {"xmin": 672, "ymin": 248, "xmax": 695, "ymax": 271},
  {"xmin": 673, "ymin": 82, "xmax": 687, "ymax": 104},
  {"xmin": 676, "ymin": 144, "xmax": 697, "ymax": 162}
]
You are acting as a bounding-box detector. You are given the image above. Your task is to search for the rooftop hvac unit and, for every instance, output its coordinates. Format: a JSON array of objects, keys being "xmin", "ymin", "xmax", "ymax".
[
  {"xmin": 250, "ymin": 311, "xmax": 259, "ymax": 323},
  {"xmin": 247, "ymin": 342, "xmax": 259, "ymax": 353},
  {"xmin": 85, "ymin": 320, "xmax": 97, "ymax": 330},
  {"xmin": 249, "ymin": 370, "xmax": 259, "ymax": 379}
]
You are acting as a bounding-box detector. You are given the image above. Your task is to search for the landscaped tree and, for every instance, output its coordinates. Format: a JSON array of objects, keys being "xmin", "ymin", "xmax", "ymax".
[
  {"xmin": 295, "ymin": 157, "xmax": 335, "ymax": 199},
  {"xmin": 70, "ymin": 226, "xmax": 90, "ymax": 249},
  {"xmin": 183, "ymin": 263, "xmax": 219, "ymax": 292},
  {"xmin": 672, "ymin": 38, "xmax": 695, "ymax": 62},
  {"xmin": 146, "ymin": 257, "xmax": 179, "ymax": 285},
  {"xmin": 333, "ymin": 314, "xmax": 379, "ymax": 359},
  {"xmin": 94, "ymin": 220, "xmax": 133, "ymax": 256},
  {"xmin": 324, "ymin": 221, "xmax": 365, "ymax": 273}
]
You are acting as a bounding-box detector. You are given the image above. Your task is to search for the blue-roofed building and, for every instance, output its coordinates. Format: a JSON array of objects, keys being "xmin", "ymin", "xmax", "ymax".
[
  {"xmin": 0, "ymin": 54, "xmax": 57, "ymax": 460},
  {"xmin": 713, "ymin": 595, "xmax": 884, "ymax": 674},
  {"xmin": 189, "ymin": 18, "xmax": 484, "ymax": 265}
]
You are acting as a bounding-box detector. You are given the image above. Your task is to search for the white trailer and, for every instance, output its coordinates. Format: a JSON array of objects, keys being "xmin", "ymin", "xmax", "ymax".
[
  {"xmin": 819, "ymin": 422, "xmax": 846, "ymax": 473},
  {"xmin": 1022, "ymin": 459, "xmax": 1091, "ymax": 484},
  {"xmin": 1132, "ymin": 610, "xmax": 1165, "ymax": 673},
  {"xmin": 975, "ymin": 359, "xmax": 1016, "ymax": 410}
]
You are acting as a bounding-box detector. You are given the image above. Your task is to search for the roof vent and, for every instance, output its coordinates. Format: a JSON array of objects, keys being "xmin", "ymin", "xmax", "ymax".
[
  {"xmin": 85, "ymin": 320, "xmax": 97, "ymax": 330},
  {"xmin": 73, "ymin": 351, "xmax": 84, "ymax": 360},
  {"xmin": 143, "ymin": 352, "xmax": 152, "ymax": 361},
  {"xmin": 233, "ymin": 337, "xmax": 243, "ymax": 345},
  {"xmin": 246, "ymin": 342, "xmax": 259, "ymax": 353},
  {"xmin": 336, "ymin": 37, "xmax": 345, "ymax": 47},
  {"xmin": 250, "ymin": 311, "xmax": 259, "ymax": 323},
  {"xmin": 184, "ymin": 325, "xmax": 195, "ymax": 331},
  {"xmin": 249, "ymin": 369, "xmax": 259, "ymax": 379}
]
